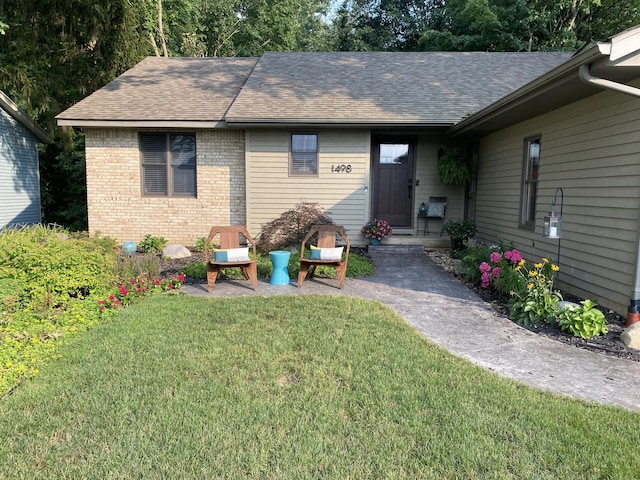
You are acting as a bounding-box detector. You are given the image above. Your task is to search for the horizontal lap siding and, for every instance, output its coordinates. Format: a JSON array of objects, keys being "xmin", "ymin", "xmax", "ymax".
[
  {"xmin": 246, "ymin": 129, "xmax": 370, "ymax": 243},
  {"xmin": 0, "ymin": 109, "xmax": 41, "ymax": 228},
  {"xmin": 85, "ymin": 129, "xmax": 245, "ymax": 245},
  {"xmin": 476, "ymin": 84, "xmax": 640, "ymax": 315},
  {"xmin": 414, "ymin": 137, "xmax": 466, "ymax": 228}
]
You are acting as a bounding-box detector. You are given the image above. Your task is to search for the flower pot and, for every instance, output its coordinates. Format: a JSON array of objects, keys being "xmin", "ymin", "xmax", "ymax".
[
  {"xmin": 450, "ymin": 237, "xmax": 465, "ymax": 252},
  {"xmin": 369, "ymin": 238, "xmax": 382, "ymax": 246}
]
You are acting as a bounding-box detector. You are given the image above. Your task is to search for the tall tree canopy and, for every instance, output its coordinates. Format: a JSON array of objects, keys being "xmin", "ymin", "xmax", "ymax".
[{"xmin": 0, "ymin": 0, "xmax": 638, "ymax": 229}]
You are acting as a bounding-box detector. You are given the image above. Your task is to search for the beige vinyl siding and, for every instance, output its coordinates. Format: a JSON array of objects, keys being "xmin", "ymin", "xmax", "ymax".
[
  {"xmin": 245, "ymin": 129, "xmax": 371, "ymax": 243},
  {"xmin": 476, "ymin": 83, "xmax": 640, "ymax": 315},
  {"xmin": 413, "ymin": 137, "xmax": 466, "ymax": 233}
]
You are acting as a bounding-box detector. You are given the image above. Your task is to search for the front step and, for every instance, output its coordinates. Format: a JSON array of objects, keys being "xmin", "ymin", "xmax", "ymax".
[
  {"xmin": 370, "ymin": 234, "xmax": 451, "ymax": 249},
  {"xmin": 367, "ymin": 244, "xmax": 426, "ymax": 254}
]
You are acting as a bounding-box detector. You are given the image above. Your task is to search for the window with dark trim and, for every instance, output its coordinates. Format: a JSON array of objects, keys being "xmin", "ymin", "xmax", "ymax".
[
  {"xmin": 290, "ymin": 133, "xmax": 318, "ymax": 175},
  {"xmin": 140, "ymin": 133, "xmax": 196, "ymax": 197},
  {"xmin": 520, "ymin": 136, "xmax": 541, "ymax": 227}
]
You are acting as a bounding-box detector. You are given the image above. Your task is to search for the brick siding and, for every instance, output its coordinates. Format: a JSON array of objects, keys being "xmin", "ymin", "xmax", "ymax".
[{"xmin": 85, "ymin": 128, "xmax": 246, "ymax": 246}]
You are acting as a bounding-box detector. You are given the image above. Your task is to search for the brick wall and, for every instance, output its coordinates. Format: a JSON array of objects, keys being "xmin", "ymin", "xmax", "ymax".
[{"xmin": 85, "ymin": 128, "xmax": 246, "ymax": 246}]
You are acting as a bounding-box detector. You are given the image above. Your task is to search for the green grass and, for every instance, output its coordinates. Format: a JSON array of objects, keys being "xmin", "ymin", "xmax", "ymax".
[{"xmin": 1, "ymin": 295, "xmax": 639, "ymax": 479}]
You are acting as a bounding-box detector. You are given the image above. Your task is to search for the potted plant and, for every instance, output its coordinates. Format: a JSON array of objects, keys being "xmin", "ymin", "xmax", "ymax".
[
  {"xmin": 437, "ymin": 146, "xmax": 471, "ymax": 185},
  {"xmin": 361, "ymin": 219, "xmax": 393, "ymax": 245},
  {"xmin": 442, "ymin": 219, "xmax": 478, "ymax": 255}
]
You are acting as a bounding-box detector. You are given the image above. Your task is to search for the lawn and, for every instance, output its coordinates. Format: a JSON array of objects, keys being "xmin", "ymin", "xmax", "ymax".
[{"xmin": 1, "ymin": 294, "xmax": 639, "ymax": 479}]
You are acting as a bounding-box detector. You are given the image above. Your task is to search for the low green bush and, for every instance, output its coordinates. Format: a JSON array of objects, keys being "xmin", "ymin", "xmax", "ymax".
[
  {"xmin": 456, "ymin": 243, "xmax": 492, "ymax": 283},
  {"xmin": 138, "ymin": 234, "xmax": 167, "ymax": 254},
  {"xmin": 194, "ymin": 236, "xmax": 206, "ymax": 252},
  {"xmin": 0, "ymin": 225, "xmax": 185, "ymax": 396},
  {"xmin": 557, "ymin": 299, "xmax": 608, "ymax": 339}
]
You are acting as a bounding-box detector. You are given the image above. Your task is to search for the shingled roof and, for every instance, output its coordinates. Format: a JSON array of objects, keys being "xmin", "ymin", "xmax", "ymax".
[
  {"xmin": 57, "ymin": 51, "xmax": 573, "ymax": 128},
  {"xmin": 56, "ymin": 57, "xmax": 258, "ymax": 128},
  {"xmin": 226, "ymin": 51, "xmax": 572, "ymax": 126}
]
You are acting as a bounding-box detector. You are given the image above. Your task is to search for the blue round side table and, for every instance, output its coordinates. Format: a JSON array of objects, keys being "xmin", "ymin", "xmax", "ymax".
[{"xmin": 269, "ymin": 250, "xmax": 291, "ymax": 285}]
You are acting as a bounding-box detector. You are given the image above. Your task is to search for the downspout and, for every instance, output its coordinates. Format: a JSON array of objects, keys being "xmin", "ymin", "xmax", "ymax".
[{"xmin": 579, "ymin": 64, "xmax": 640, "ymax": 324}]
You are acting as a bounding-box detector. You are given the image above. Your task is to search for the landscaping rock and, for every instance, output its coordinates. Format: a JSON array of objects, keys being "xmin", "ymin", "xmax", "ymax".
[
  {"xmin": 621, "ymin": 322, "xmax": 640, "ymax": 350},
  {"xmin": 162, "ymin": 244, "xmax": 191, "ymax": 259}
]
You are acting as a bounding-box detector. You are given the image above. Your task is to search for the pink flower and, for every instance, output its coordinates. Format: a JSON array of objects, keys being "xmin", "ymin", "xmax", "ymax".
[
  {"xmin": 504, "ymin": 249, "xmax": 522, "ymax": 264},
  {"xmin": 481, "ymin": 272, "xmax": 491, "ymax": 288},
  {"xmin": 490, "ymin": 252, "xmax": 502, "ymax": 264},
  {"xmin": 492, "ymin": 267, "xmax": 502, "ymax": 277},
  {"xmin": 479, "ymin": 262, "xmax": 491, "ymax": 273}
]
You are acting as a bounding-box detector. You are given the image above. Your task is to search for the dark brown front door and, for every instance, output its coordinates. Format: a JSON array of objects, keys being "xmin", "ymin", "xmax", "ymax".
[{"xmin": 372, "ymin": 137, "xmax": 415, "ymax": 227}]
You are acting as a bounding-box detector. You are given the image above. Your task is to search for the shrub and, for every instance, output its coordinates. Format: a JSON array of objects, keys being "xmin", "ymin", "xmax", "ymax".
[
  {"xmin": 557, "ymin": 299, "xmax": 608, "ymax": 339},
  {"xmin": 257, "ymin": 201, "xmax": 333, "ymax": 253},
  {"xmin": 194, "ymin": 236, "xmax": 206, "ymax": 252},
  {"xmin": 508, "ymin": 257, "xmax": 562, "ymax": 326},
  {"xmin": 138, "ymin": 234, "xmax": 167, "ymax": 254},
  {"xmin": 182, "ymin": 261, "xmax": 207, "ymax": 280},
  {"xmin": 457, "ymin": 244, "xmax": 493, "ymax": 284}
]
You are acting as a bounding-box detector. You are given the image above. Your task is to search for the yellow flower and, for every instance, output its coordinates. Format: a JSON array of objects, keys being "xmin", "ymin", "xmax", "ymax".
[
  {"xmin": 529, "ymin": 271, "xmax": 538, "ymax": 277},
  {"xmin": 527, "ymin": 283, "xmax": 534, "ymax": 289},
  {"xmin": 518, "ymin": 259, "xmax": 526, "ymax": 266},
  {"xmin": 534, "ymin": 263, "xmax": 542, "ymax": 268},
  {"xmin": 542, "ymin": 257, "xmax": 549, "ymax": 263},
  {"xmin": 551, "ymin": 264, "xmax": 559, "ymax": 271},
  {"xmin": 514, "ymin": 265, "xmax": 521, "ymax": 271}
]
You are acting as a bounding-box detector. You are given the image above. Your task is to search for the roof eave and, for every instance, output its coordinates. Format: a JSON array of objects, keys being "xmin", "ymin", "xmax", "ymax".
[
  {"xmin": 55, "ymin": 119, "xmax": 229, "ymax": 129},
  {"xmin": 0, "ymin": 90, "xmax": 51, "ymax": 143},
  {"xmin": 225, "ymin": 118, "xmax": 454, "ymax": 129},
  {"xmin": 450, "ymin": 42, "xmax": 611, "ymax": 136}
]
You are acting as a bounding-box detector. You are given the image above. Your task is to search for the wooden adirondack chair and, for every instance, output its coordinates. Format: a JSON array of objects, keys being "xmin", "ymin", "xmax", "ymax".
[
  {"xmin": 204, "ymin": 226, "xmax": 258, "ymax": 292},
  {"xmin": 298, "ymin": 225, "xmax": 350, "ymax": 289}
]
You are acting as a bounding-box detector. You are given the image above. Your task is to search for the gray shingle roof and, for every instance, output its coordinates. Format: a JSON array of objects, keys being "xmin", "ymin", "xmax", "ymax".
[
  {"xmin": 226, "ymin": 51, "xmax": 573, "ymax": 125},
  {"xmin": 56, "ymin": 57, "xmax": 258, "ymax": 125},
  {"xmin": 57, "ymin": 51, "xmax": 574, "ymax": 127}
]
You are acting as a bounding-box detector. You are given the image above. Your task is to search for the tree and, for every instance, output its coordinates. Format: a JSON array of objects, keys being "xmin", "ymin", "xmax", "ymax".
[{"xmin": 0, "ymin": 0, "xmax": 151, "ymax": 228}]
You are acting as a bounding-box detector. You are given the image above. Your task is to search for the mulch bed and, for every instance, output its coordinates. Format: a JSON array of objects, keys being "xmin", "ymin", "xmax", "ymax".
[
  {"xmin": 425, "ymin": 249, "xmax": 640, "ymax": 363},
  {"xmin": 158, "ymin": 247, "xmax": 640, "ymax": 362}
]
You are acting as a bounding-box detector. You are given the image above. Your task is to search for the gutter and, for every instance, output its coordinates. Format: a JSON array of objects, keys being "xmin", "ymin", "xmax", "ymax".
[
  {"xmin": 578, "ymin": 64, "xmax": 640, "ymax": 98},
  {"xmin": 0, "ymin": 90, "xmax": 50, "ymax": 144},
  {"xmin": 578, "ymin": 63, "xmax": 640, "ymax": 324}
]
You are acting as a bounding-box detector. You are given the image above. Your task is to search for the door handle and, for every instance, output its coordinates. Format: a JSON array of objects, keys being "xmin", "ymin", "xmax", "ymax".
[{"xmin": 408, "ymin": 179, "xmax": 413, "ymax": 199}]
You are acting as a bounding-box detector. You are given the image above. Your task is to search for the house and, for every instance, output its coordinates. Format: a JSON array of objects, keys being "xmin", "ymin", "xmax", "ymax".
[
  {"xmin": 0, "ymin": 90, "xmax": 50, "ymax": 229},
  {"xmin": 56, "ymin": 25, "xmax": 640, "ymax": 318}
]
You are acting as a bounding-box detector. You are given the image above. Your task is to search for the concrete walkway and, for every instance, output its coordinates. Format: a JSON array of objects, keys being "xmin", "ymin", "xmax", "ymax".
[{"xmin": 181, "ymin": 246, "xmax": 640, "ymax": 412}]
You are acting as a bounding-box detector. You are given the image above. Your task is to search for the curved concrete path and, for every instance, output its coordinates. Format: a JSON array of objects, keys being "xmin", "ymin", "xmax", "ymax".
[{"xmin": 181, "ymin": 247, "xmax": 640, "ymax": 411}]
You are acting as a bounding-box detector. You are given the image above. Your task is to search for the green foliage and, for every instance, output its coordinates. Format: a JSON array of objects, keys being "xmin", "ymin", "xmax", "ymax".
[
  {"xmin": 557, "ymin": 300, "xmax": 608, "ymax": 339},
  {"xmin": 257, "ymin": 201, "xmax": 334, "ymax": 253},
  {"xmin": 138, "ymin": 234, "xmax": 167, "ymax": 254},
  {"xmin": 509, "ymin": 259, "xmax": 562, "ymax": 326},
  {"xmin": 181, "ymin": 261, "xmax": 207, "ymax": 280},
  {"xmin": 3, "ymin": 295, "xmax": 640, "ymax": 478},
  {"xmin": 442, "ymin": 219, "xmax": 478, "ymax": 240},
  {"xmin": 0, "ymin": 225, "xmax": 184, "ymax": 395},
  {"xmin": 436, "ymin": 147, "xmax": 471, "ymax": 185},
  {"xmin": 194, "ymin": 236, "xmax": 206, "ymax": 252},
  {"xmin": 114, "ymin": 253, "xmax": 161, "ymax": 284},
  {"xmin": 457, "ymin": 244, "xmax": 492, "ymax": 284}
]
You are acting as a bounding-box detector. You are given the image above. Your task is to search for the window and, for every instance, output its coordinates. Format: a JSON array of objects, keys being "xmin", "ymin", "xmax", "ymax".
[
  {"xmin": 520, "ymin": 136, "xmax": 541, "ymax": 227},
  {"xmin": 290, "ymin": 133, "xmax": 318, "ymax": 175},
  {"xmin": 140, "ymin": 133, "xmax": 196, "ymax": 197}
]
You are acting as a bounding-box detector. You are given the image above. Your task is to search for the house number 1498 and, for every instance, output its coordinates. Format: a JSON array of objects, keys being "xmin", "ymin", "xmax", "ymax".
[{"xmin": 331, "ymin": 164, "xmax": 352, "ymax": 173}]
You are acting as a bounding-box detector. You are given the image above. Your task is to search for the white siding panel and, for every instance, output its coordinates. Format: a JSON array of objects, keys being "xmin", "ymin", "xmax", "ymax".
[{"xmin": 476, "ymin": 83, "xmax": 640, "ymax": 314}]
